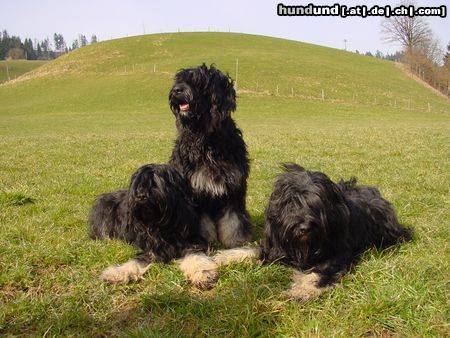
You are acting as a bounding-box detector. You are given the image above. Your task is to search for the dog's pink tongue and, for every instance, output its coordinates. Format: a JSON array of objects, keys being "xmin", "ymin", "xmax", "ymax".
[{"xmin": 180, "ymin": 103, "xmax": 190, "ymax": 111}]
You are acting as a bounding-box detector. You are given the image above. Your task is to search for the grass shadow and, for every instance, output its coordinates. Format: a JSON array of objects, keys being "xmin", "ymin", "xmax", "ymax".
[
  {"xmin": 129, "ymin": 262, "xmax": 292, "ymax": 337},
  {"xmin": 0, "ymin": 192, "xmax": 35, "ymax": 207}
]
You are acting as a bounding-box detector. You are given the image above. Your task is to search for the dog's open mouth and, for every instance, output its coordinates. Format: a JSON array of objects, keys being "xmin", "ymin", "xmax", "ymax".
[{"xmin": 179, "ymin": 103, "xmax": 190, "ymax": 111}]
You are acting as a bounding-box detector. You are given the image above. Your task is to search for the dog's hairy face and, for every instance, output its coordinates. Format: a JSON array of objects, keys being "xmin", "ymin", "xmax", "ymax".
[
  {"xmin": 264, "ymin": 164, "xmax": 349, "ymax": 265},
  {"xmin": 169, "ymin": 64, "xmax": 236, "ymax": 129},
  {"xmin": 128, "ymin": 164, "xmax": 191, "ymax": 230}
]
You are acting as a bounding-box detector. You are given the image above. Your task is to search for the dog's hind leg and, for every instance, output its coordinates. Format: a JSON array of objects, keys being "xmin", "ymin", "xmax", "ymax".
[
  {"xmin": 177, "ymin": 252, "xmax": 218, "ymax": 289},
  {"xmin": 217, "ymin": 206, "xmax": 252, "ymax": 248},
  {"xmin": 199, "ymin": 213, "xmax": 218, "ymax": 243}
]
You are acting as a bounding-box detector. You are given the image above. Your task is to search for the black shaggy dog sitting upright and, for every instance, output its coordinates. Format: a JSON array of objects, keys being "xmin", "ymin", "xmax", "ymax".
[
  {"xmin": 169, "ymin": 64, "xmax": 252, "ymax": 248},
  {"xmin": 259, "ymin": 163, "xmax": 413, "ymax": 300},
  {"xmin": 88, "ymin": 164, "xmax": 218, "ymax": 287}
]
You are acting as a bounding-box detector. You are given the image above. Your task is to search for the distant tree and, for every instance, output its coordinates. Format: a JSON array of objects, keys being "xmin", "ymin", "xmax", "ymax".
[
  {"xmin": 79, "ymin": 34, "xmax": 88, "ymax": 47},
  {"xmin": 53, "ymin": 33, "xmax": 66, "ymax": 56},
  {"xmin": 381, "ymin": 0, "xmax": 431, "ymax": 50},
  {"xmin": 7, "ymin": 47, "xmax": 25, "ymax": 59},
  {"xmin": 418, "ymin": 37, "xmax": 444, "ymax": 65},
  {"xmin": 0, "ymin": 30, "xmax": 8, "ymax": 59},
  {"xmin": 381, "ymin": 0, "xmax": 448, "ymax": 96},
  {"xmin": 36, "ymin": 43, "xmax": 42, "ymax": 59},
  {"xmin": 72, "ymin": 39, "xmax": 80, "ymax": 50},
  {"xmin": 40, "ymin": 38, "xmax": 51, "ymax": 59},
  {"xmin": 91, "ymin": 34, "xmax": 98, "ymax": 44},
  {"xmin": 355, "ymin": 50, "xmax": 360, "ymax": 54},
  {"xmin": 384, "ymin": 50, "xmax": 404, "ymax": 62},
  {"xmin": 445, "ymin": 42, "xmax": 450, "ymax": 69},
  {"xmin": 23, "ymin": 38, "xmax": 37, "ymax": 60},
  {"xmin": 375, "ymin": 50, "xmax": 383, "ymax": 59},
  {"xmin": 365, "ymin": 51, "xmax": 373, "ymax": 57}
]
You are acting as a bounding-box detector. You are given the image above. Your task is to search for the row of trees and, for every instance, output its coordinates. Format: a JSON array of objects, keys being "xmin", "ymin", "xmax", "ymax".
[
  {"xmin": 0, "ymin": 30, "xmax": 98, "ymax": 60},
  {"xmin": 381, "ymin": 0, "xmax": 450, "ymax": 97},
  {"xmin": 356, "ymin": 50, "xmax": 404, "ymax": 62}
]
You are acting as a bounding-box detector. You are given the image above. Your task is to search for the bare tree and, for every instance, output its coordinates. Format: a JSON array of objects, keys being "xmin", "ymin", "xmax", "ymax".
[
  {"xmin": 381, "ymin": 0, "xmax": 431, "ymax": 50},
  {"xmin": 444, "ymin": 42, "xmax": 450, "ymax": 69},
  {"xmin": 53, "ymin": 33, "xmax": 66, "ymax": 55},
  {"xmin": 419, "ymin": 37, "xmax": 444, "ymax": 65}
]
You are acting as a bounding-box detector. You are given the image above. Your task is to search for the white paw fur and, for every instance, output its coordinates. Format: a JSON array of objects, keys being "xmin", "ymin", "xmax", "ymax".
[
  {"xmin": 178, "ymin": 253, "xmax": 218, "ymax": 288},
  {"xmin": 213, "ymin": 247, "xmax": 259, "ymax": 266},
  {"xmin": 100, "ymin": 259, "xmax": 150, "ymax": 283}
]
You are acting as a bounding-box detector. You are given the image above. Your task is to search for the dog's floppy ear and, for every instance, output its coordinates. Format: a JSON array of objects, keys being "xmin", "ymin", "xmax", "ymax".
[
  {"xmin": 281, "ymin": 163, "xmax": 306, "ymax": 173},
  {"xmin": 129, "ymin": 165, "xmax": 155, "ymax": 201},
  {"xmin": 209, "ymin": 65, "xmax": 236, "ymax": 121}
]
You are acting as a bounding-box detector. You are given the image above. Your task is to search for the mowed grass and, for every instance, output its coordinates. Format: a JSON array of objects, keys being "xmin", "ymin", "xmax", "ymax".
[
  {"xmin": 0, "ymin": 33, "xmax": 449, "ymax": 336},
  {"xmin": 0, "ymin": 60, "xmax": 48, "ymax": 83}
]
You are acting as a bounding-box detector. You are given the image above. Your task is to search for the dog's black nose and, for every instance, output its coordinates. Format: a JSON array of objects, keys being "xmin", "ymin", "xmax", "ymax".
[
  {"xmin": 298, "ymin": 224, "xmax": 310, "ymax": 235},
  {"xmin": 172, "ymin": 85, "xmax": 183, "ymax": 94}
]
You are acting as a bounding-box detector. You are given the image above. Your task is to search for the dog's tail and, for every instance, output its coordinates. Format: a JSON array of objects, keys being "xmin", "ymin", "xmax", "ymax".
[
  {"xmin": 88, "ymin": 190, "xmax": 128, "ymax": 240},
  {"xmin": 338, "ymin": 177, "xmax": 358, "ymax": 191},
  {"xmin": 281, "ymin": 163, "xmax": 306, "ymax": 173}
]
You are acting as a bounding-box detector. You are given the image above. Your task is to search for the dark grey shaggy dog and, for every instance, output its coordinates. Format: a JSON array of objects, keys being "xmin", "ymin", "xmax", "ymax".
[
  {"xmin": 259, "ymin": 163, "xmax": 413, "ymax": 300},
  {"xmin": 88, "ymin": 164, "xmax": 218, "ymax": 287},
  {"xmin": 212, "ymin": 163, "xmax": 413, "ymax": 300},
  {"xmin": 169, "ymin": 64, "xmax": 252, "ymax": 248}
]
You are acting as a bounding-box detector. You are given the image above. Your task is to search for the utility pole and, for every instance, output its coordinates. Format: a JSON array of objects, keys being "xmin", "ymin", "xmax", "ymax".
[
  {"xmin": 344, "ymin": 39, "xmax": 347, "ymax": 51},
  {"xmin": 235, "ymin": 58, "xmax": 239, "ymax": 90},
  {"xmin": 5, "ymin": 59, "xmax": 10, "ymax": 81}
]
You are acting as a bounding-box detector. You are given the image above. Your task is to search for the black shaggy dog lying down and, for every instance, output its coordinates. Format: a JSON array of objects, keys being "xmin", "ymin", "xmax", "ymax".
[
  {"xmin": 169, "ymin": 64, "xmax": 253, "ymax": 248},
  {"xmin": 88, "ymin": 164, "xmax": 218, "ymax": 288},
  {"xmin": 213, "ymin": 163, "xmax": 412, "ymax": 300}
]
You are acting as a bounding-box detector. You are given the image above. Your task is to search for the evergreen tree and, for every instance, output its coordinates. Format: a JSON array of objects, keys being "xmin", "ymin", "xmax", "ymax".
[
  {"xmin": 91, "ymin": 34, "xmax": 98, "ymax": 44},
  {"xmin": 79, "ymin": 34, "xmax": 88, "ymax": 47},
  {"xmin": 24, "ymin": 38, "xmax": 37, "ymax": 60},
  {"xmin": 0, "ymin": 30, "xmax": 7, "ymax": 59},
  {"xmin": 375, "ymin": 50, "xmax": 383, "ymax": 59},
  {"xmin": 72, "ymin": 39, "xmax": 79, "ymax": 50},
  {"xmin": 36, "ymin": 43, "xmax": 42, "ymax": 59},
  {"xmin": 41, "ymin": 38, "xmax": 50, "ymax": 59}
]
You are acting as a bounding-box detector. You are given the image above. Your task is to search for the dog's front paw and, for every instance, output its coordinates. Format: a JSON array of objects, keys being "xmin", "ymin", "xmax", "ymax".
[
  {"xmin": 100, "ymin": 259, "xmax": 150, "ymax": 284},
  {"xmin": 178, "ymin": 253, "xmax": 218, "ymax": 289},
  {"xmin": 213, "ymin": 247, "xmax": 259, "ymax": 266},
  {"xmin": 283, "ymin": 271, "xmax": 327, "ymax": 301},
  {"xmin": 188, "ymin": 266, "xmax": 218, "ymax": 289}
]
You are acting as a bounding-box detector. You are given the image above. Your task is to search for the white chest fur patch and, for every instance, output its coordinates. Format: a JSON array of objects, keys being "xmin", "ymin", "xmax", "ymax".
[{"xmin": 190, "ymin": 167, "xmax": 227, "ymax": 197}]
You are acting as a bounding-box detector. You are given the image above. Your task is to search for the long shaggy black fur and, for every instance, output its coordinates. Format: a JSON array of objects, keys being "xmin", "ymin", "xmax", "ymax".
[
  {"xmin": 88, "ymin": 164, "xmax": 208, "ymax": 264},
  {"xmin": 261, "ymin": 163, "xmax": 413, "ymax": 288},
  {"xmin": 169, "ymin": 64, "xmax": 252, "ymax": 248}
]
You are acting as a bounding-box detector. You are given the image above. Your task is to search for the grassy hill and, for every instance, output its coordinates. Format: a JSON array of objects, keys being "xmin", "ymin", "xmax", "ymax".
[
  {"xmin": 0, "ymin": 32, "xmax": 449, "ymax": 336},
  {"xmin": 0, "ymin": 60, "xmax": 47, "ymax": 83}
]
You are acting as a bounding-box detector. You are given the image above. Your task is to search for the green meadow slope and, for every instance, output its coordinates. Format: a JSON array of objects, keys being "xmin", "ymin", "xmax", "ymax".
[
  {"xmin": 0, "ymin": 60, "xmax": 47, "ymax": 83},
  {"xmin": 0, "ymin": 33, "xmax": 449, "ymax": 336}
]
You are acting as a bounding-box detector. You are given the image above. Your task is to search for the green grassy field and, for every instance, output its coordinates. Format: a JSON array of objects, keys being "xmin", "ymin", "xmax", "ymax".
[
  {"xmin": 0, "ymin": 33, "xmax": 449, "ymax": 337},
  {"xmin": 0, "ymin": 60, "xmax": 48, "ymax": 83}
]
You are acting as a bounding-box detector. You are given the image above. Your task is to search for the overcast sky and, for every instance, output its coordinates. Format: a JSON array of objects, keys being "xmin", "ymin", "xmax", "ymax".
[{"xmin": 1, "ymin": 0, "xmax": 449, "ymax": 55}]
